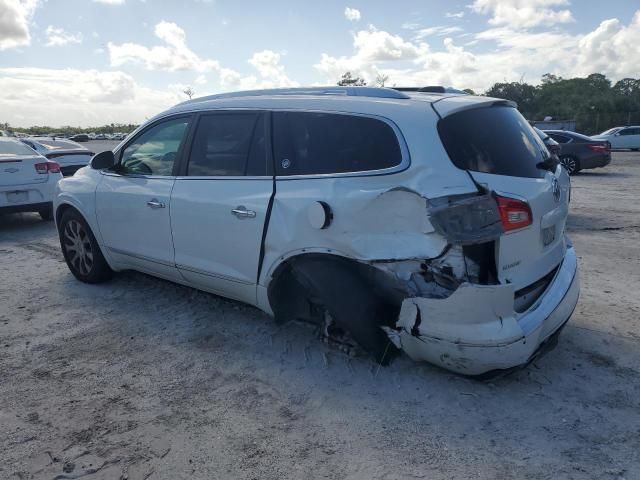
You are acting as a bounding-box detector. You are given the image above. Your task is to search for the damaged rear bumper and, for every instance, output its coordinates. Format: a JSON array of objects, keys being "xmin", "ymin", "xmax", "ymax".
[{"xmin": 388, "ymin": 245, "xmax": 579, "ymax": 375}]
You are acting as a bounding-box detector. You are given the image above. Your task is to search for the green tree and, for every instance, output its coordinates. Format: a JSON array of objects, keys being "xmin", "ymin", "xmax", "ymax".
[{"xmin": 337, "ymin": 71, "xmax": 366, "ymax": 86}]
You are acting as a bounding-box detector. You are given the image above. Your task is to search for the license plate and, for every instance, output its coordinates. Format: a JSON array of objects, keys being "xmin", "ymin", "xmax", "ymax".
[
  {"xmin": 6, "ymin": 191, "xmax": 28, "ymax": 203},
  {"xmin": 542, "ymin": 225, "xmax": 556, "ymax": 246}
]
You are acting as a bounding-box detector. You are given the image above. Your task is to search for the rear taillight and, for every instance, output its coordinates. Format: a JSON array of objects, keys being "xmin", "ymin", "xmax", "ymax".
[
  {"xmin": 496, "ymin": 195, "xmax": 532, "ymax": 232},
  {"xmin": 588, "ymin": 143, "xmax": 609, "ymax": 153},
  {"xmin": 34, "ymin": 161, "xmax": 61, "ymax": 174}
]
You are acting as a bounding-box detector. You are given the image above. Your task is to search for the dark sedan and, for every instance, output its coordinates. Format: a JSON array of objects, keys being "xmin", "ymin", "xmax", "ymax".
[{"xmin": 544, "ymin": 130, "xmax": 611, "ymax": 175}]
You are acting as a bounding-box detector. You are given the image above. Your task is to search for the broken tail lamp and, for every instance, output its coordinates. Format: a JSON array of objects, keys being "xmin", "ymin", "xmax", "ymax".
[{"xmin": 429, "ymin": 193, "xmax": 532, "ymax": 244}]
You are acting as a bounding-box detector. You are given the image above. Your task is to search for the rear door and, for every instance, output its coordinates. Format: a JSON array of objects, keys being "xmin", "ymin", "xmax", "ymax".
[
  {"xmin": 436, "ymin": 103, "xmax": 570, "ymax": 290},
  {"xmin": 619, "ymin": 127, "xmax": 640, "ymax": 148},
  {"xmin": 170, "ymin": 111, "xmax": 273, "ymax": 304}
]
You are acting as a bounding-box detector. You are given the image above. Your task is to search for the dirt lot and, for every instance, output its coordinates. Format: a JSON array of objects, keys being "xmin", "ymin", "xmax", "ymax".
[{"xmin": 1, "ymin": 152, "xmax": 639, "ymax": 480}]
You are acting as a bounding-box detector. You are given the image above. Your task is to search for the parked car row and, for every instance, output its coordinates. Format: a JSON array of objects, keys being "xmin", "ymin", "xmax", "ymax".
[{"xmin": 19, "ymin": 137, "xmax": 94, "ymax": 177}]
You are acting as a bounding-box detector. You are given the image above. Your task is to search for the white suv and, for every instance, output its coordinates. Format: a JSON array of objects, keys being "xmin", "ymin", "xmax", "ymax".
[{"xmin": 53, "ymin": 87, "xmax": 579, "ymax": 376}]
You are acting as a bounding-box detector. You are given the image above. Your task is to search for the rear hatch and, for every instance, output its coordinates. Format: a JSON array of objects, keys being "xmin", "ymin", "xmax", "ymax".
[
  {"xmin": 0, "ymin": 141, "xmax": 48, "ymax": 187},
  {"xmin": 434, "ymin": 99, "xmax": 570, "ymax": 291}
]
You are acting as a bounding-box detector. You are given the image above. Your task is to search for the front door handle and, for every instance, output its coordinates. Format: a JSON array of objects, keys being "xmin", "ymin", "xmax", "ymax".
[
  {"xmin": 147, "ymin": 199, "xmax": 165, "ymax": 209},
  {"xmin": 231, "ymin": 206, "xmax": 256, "ymax": 219}
]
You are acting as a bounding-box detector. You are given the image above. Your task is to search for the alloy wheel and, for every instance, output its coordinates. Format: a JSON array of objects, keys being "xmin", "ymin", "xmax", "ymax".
[
  {"xmin": 62, "ymin": 219, "xmax": 94, "ymax": 275},
  {"xmin": 560, "ymin": 156, "xmax": 576, "ymax": 175}
]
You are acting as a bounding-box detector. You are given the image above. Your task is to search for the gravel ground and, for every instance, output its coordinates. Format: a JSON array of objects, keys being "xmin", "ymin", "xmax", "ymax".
[{"xmin": 1, "ymin": 153, "xmax": 639, "ymax": 480}]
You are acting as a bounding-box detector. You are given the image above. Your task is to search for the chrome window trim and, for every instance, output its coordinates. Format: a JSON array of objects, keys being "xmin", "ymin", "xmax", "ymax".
[{"xmin": 120, "ymin": 107, "xmax": 411, "ymax": 180}]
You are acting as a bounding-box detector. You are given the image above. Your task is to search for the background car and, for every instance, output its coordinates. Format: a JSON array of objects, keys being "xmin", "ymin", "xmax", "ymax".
[
  {"xmin": 592, "ymin": 126, "xmax": 640, "ymax": 150},
  {"xmin": 69, "ymin": 133, "xmax": 89, "ymax": 142},
  {"xmin": 20, "ymin": 137, "xmax": 94, "ymax": 176},
  {"xmin": 545, "ymin": 130, "xmax": 611, "ymax": 174},
  {"xmin": 0, "ymin": 137, "xmax": 62, "ymax": 220}
]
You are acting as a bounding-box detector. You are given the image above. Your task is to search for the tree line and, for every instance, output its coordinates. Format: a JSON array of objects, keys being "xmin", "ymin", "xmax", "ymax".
[
  {"xmin": 338, "ymin": 71, "xmax": 640, "ymax": 135},
  {"xmin": 1, "ymin": 122, "xmax": 140, "ymax": 136}
]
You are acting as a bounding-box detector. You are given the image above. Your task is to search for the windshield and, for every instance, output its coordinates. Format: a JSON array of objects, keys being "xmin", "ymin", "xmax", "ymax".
[
  {"xmin": 599, "ymin": 128, "xmax": 621, "ymax": 135},
  {"xmin": 0, "ymin": 140, "xmax": 39, "ymax": 157},
  {"xmin": 438, "ymin": 105, "xmax": 549, "ymax": 179}
]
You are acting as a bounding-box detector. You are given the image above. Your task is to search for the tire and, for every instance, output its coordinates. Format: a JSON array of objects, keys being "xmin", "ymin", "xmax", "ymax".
[
  {"xmin": 560, "ymin": 155, "xmax": 580, "ymax": 175},
  {"xmin": 58, "ymin": 209, "xmax": 114, "ymax": 283},
  {"xmin": 38, "ymin": 207, "xmax": 53, "ymax": 221}
]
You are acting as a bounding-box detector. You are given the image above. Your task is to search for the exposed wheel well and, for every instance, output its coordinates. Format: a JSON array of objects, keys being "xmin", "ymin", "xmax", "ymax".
[{"xmin": 267, "ymin": 253, "xmax": 402, "ymax": 364}]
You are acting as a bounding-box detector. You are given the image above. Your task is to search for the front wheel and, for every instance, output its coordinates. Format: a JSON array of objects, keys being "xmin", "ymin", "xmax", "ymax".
[
  {"xmin": 560, "ymin": 155, "xmax": 579, "ymax": 175},
  {"xmin": 58, "ymin": 209, "xmax": 114, "ymax": 283}
]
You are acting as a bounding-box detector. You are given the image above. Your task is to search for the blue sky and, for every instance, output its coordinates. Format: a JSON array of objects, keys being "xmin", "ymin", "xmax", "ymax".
[{"xmin": 1, "ymin": 0, "xmax": 639, "ymax": 126}]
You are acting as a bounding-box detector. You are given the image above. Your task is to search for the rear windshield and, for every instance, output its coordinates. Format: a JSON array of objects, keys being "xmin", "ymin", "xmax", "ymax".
[
  {"xmin": 0, "ymin": 141, "xmax": 38, "ymax": 157},
  {"xmin": 438, "ymin": 105, "xmax": 548, "ymax": 179}
]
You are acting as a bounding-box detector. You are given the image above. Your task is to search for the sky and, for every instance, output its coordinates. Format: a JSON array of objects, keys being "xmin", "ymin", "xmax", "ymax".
[{"xmin": 1, "ymin": 0, "xmax": 639, "ymax": 127}]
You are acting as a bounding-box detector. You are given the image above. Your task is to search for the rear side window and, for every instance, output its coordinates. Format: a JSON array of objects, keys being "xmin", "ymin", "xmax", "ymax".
[
  {"xmin": 0, "ymin": 141, "xmax": 38, "ymax": 156},
  {"xmin": 273, "ymin": 112, "xmax": 402, "ymax": 176},
  {"xmin": 187, "ymin": 113, "xmax": 266, "ymax": 176},
  {"xmin": 438, "ymin": 106, "xmax": 548, "ymax": 179},
  {"xmin": 549, "ymin": 134, "xmax": 570, "ymax": 144}
]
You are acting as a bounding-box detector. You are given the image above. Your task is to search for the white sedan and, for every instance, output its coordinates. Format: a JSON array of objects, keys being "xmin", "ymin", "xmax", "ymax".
[
  {"xmin": 592, "ymin": 126, "xmax": 640, "ymax": 150},
  {"xmin": 20, "ymin": 137, "xmax": 94, "ymax": 176},
  {"xmin": 0, "ymin": 137, "xmax": 62, "ymax": 220}
]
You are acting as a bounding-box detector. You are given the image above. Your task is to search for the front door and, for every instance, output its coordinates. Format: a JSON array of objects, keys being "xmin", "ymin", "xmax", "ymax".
[
  {"xmin": 95, "ymin": 116, "xmax": 191, "ymax": 280},
  {"xmin": 171, "ymin": 112, "xmax": 273, "ymax": 304}
]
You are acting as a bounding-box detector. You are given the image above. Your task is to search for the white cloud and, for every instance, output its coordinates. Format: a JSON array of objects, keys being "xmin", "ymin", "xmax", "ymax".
[
  {"xmin": 194, "ymin": 74, "xmax": 207, "ymax": 85},
  {"xmin": 314, "ymin": 10, "xmax": 640, "ymax": 93},
  {"xmin": 0, "ymin": 67, "xmax": 181, "ymax": 126},
  {"xmin": 248, "ymin": 50, "xmax": 298, "ymax": 88},
  {"xmin": 470, "ymin": 0, "xmax": 574, "ymax": 28},
  {"xmin": 44, "ymin": 26, "xmax": 83, "ymax": 47},
  {"xmin": 413, "ymin": 26, "xmax": 463, "ymax": 40},
  {"xmin": 344, "ymin": 7, "xmax": 361, "ymax": 21},
  {"xmin": 0, "ymin": 0, "xmax": 39, "ymax": 50},
  {"xmin": 574, "ymin": 11, "xmax": 640, "ymax": 79},
  {"xmin": 445, "ymin": 11, "xmax": 465, "ymax": 19},
  {"xmin": 108, "ymin": 21, "xmax": 220, "ymax": 72},
  {"xmin": 109, "ymin": 21, "xmax": 298, "ymax": 91},
  {"xmin": 92, "ymin": 0, "xmax": 125, "ymax": 4},
  {"xmin": 315, "ymin": 27, "xmax": 429, "ymax": 83}
]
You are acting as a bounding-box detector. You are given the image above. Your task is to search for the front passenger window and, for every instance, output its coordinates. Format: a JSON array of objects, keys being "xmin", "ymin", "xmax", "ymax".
[{"xmin": 120, "ymin": 118, "xmax": 189, "ymax": 176}]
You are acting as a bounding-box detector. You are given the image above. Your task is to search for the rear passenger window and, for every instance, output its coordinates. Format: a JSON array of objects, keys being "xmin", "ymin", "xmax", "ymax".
[
  {"xmin": 549, "ymin": 134, "xmax": 570, "ymax": 144},
  {"xmin": 273, "ymin": 112, "xmax": 402, "ymax": 176},
  {"xmin": 188, "ymin": 113, "xmax": 266, "ymax": 176}
]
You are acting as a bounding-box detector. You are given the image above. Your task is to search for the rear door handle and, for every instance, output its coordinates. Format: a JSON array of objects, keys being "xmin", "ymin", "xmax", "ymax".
[
  {"xmin": 231, "ymin": 206, "xmax": 256, "ymax": 219},
  {"xmin": 147, "ymin": 199, "xmax": 165, "ymax": 209}
]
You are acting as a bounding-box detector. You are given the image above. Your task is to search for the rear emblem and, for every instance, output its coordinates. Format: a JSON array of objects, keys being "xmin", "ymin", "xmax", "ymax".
[
  {"xmin": 552, "ymin": 178, "xmax": 560, "ymax": 203},
  {"xmin": 4, "ymin": 167, "xmax": 19, "ymax": 173}
]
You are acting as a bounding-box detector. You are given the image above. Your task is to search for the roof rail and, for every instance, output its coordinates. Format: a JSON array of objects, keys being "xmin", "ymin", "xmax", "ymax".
[
  {"xmin": 393, "ymin": 86, "xmax": 468, "ymax": 95},
  {"xmin": 180, "ymin": 86, "xmax": 411, "ymax": 105}
]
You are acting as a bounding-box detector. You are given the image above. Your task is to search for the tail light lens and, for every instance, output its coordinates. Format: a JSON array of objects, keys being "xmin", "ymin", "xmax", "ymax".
[
  {"xmin": 34, "ymin": 161, "xmax": 61, "ymax": 174},
  {"xmin": 496, "ymin": 195, "xmax": 532, "ymax": 232},
  {"xmin": 588, "ymin": 143, "xmax": 609, "ymax": 153}
]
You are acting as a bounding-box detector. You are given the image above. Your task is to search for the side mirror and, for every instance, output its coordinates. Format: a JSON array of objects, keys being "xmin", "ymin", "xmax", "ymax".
[
  {"xmin": 91, "ymin": 150, "xmax": 115, "ymax": 170},
  {"xmin": 614, "ymin": 132, "xmax": 621, "ymax": 136}
]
